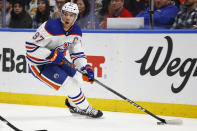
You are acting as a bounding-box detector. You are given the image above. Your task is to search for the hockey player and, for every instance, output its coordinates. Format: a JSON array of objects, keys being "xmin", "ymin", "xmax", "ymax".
[{"xmin": 25, "ymin": 2, "xmax": 103, "ymax": 118}]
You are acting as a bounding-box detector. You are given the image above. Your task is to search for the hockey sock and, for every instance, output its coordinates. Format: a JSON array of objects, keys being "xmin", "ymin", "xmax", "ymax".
[
  {"xmin": 68, "ymin": 88, "xmax": 89, "ymax": 110},
  {"xmin": 62, "ymin": 73, "xmax": 89, "ymax": 110}
]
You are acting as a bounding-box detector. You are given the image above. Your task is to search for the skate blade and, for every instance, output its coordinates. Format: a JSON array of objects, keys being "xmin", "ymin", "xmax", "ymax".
[{"xmin": 70, "ymin": 113, "xmax": 103, "ymax": 119}]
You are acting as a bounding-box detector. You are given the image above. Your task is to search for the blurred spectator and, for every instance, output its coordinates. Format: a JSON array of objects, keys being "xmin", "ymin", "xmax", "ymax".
[
  {"xmin": 173, "ymin": 0, "xmax": 182, "ymax": 9},
  {"xmin": 9, "ymin": 0, "xmax": 32, "ymax": 28},
  {"xmin": 0, "ymin": 0, "xmax": 12, "ymax": 27},
  {"xmin": 97, "ymin": 0, "xmax": 111, "ymax": 28},
  {"xmin": 23, "ymin": 0, "xmax": 32, "ymax": 8},
  {"xmin": 124, "ymin": 0, "xmax": 139, "ymax": 16},
  {"xmin": 95, "ymin": 0, "xmax": 103, "ymax": 16},
  {"xmin": 171, "ymin": 0, "xmax": 197, "ymax": 29},
  {"xmin": 26, "ymin": 0, "xmax": 55, "ymax": 15},
  {"xmin": 32, "ymin": 0, "xmax": 52, "ymax": 28},
  {"xmin": 136, "ymin": 0, "xmax": 179, "ymax": 29},
  {"xmin": 102, "ymin": 0, "xmax": 133, "ymax": 29},
  {"xmin": 27, "ymin": 0, "xmax": 38, "ymax": 15},
  {"xmin": 135, "ymin": 0, "xmax": 149, "ymax": 14},
  {"xmin": 52, "ymin": 0, "xmax": 67, "ymax": 18},
  {"xmin": 76, "ymin": 0, "xmax": 100, "ymax": 29},
  {"xmin": 49, "ymin": 0, "xmax": 56, "ymax": 7}
]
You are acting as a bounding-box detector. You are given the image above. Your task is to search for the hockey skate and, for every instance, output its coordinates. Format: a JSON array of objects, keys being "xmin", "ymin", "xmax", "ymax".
[{"xmin": 65, "ymin": 99, "xmax": 103, "ymax": 118}]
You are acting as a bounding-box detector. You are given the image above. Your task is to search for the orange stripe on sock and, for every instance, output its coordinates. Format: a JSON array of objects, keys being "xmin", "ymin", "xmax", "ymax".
[{"xmin": 73, "ymin": 94, "xmax": 85, "ymax": 103}]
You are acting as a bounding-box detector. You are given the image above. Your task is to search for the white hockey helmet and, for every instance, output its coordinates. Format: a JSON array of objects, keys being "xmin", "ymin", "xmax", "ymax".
[{"xmin": 61, "ymin": 2, "xmax": 79, "ymax": 24}]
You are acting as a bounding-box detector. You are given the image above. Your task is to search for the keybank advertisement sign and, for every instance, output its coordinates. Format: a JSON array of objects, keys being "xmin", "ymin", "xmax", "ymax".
[{"xmin": 0, "ymin": 31, "xmax": 197, "ymax": 105}]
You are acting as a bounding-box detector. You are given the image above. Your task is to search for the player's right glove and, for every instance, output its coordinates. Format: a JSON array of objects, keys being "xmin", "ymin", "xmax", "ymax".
[
  {"xmin": 81, "ymin": 64, "xmax": 94, "ymax": 84},
  {"xmin": 46, "ymin": 49, "xmax": 65, "ymax": 64}
]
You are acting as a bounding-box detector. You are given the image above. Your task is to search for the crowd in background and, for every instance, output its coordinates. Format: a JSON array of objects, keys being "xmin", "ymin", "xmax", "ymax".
[{"xmin": 0, "ymin": 0, "xmax": 197, "ymax": 29}]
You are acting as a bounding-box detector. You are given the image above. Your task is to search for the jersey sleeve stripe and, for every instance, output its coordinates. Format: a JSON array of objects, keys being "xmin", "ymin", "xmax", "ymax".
[
  {"xmin": 71, "ymin": 54, "xmax": 86, "ymax": 60},
  {"xmin": 26, "ymin": 53, "xmax": 43, "ymax": 61},
  {"xmin": 26, "ymin": 46, "xmax": 36, "ymax": 49},
  {"xmin": 72, "ymin": 56, "xmax": 87, "ymax": 64},
  {"xmin": 26, "ymin": 46, "xmax": 40, "ymax": 53},
  {"xmin": 26, "ymin": 53, "xmax": 51, "ymax": 65},
  {"xmin": 26, "ymin": 56, "xmax": 50, "ymax": 65},
  {"xmin": 70, "ymin": 52, "xmax": 84, "ymax": 56},
  {"xmin": 26, "ymin": 42, "xmax": 38, "ymax": 46},
  {"xmin": 25, "ymin": 42, "xmax": 40, "ymax": 52}
]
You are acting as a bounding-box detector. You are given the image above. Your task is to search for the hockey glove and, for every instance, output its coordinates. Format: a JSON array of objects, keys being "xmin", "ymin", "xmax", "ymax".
[
  {"xmin": 81, "ymin": 64, "xmax": 94, "ymax": 84},
  {"xmin": 46, "ymin": 49, "xmax": 65, "ymax": 65}
]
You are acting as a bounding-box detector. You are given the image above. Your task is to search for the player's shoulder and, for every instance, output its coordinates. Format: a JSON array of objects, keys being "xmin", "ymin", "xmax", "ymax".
[
  {"xmin": 44, "ymin": 18, "xmax": 65, "ymax": 36},
  {"xmin": 68, "ymin": 24, "xmax": 82, "ymax": 37}
]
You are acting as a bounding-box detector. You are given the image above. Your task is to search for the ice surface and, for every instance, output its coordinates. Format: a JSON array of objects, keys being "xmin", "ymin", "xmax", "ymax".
[{"xmin": 0, "ymin": 103, "xmax": 196, "ymax": 131}]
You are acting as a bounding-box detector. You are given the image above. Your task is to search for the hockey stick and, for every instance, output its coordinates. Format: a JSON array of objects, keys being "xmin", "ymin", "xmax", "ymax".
[
  {"xmin": 0, "ymin": 115, "xmax": 47, "ymax": 131},
  {"xmin": 62, "ymin": 59, "xmax": 183, "ymax": 125}
]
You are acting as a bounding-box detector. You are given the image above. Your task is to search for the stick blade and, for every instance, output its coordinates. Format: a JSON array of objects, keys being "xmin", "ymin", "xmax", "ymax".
[
  {"xmin": 165, "ymin": 119, "xmax": 183, "ymax": 125},
  {"xmin": 157, "ymin": 119, "xmax": 183, "ymax": 125}
]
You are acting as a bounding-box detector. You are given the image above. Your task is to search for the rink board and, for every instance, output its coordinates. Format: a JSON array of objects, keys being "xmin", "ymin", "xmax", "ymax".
[
  {"xmin": 0, "ymin": 29, "xmax": 197, "ymax": 118},
  {"xmin": 0, "ymin": 92, "xmax": 197, "ymax": 118}
]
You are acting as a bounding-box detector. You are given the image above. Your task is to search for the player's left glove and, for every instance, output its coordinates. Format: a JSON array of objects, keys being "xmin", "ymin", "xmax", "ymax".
[
  {"xmin": 46, "ymin": 49, "xmax": 65, "ymax": 65},
  {"xmin": 81, "ymin": 64, "xmax": 94, "ymax": 84}
]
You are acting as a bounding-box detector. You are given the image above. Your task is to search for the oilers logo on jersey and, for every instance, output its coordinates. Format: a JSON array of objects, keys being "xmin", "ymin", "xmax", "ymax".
[{"xmin": 55, "ymin": 42, "xmax": 70, "ymax": 53}]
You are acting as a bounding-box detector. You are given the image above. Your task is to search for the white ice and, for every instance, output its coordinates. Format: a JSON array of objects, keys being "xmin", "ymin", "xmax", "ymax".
[{"xmin": 0, "ymin": 103, "xmax": 196, "ymax": 131}]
